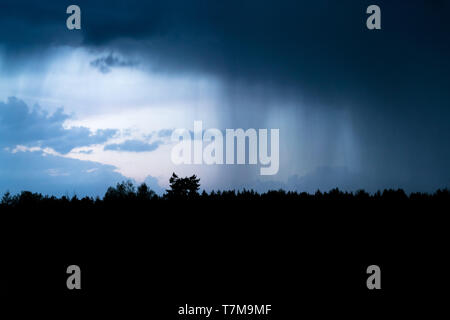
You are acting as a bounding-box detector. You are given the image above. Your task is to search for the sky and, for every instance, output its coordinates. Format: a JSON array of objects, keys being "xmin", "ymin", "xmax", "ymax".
[{"xmin": 0, "ymin": 0, "xmax": 449, "ymax": 196}]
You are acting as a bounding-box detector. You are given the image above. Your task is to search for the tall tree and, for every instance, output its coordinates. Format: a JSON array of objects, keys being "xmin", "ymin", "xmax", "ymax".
[{"xmin": 166, "ymin": 173, "xmax": 201, "ymax": 199}]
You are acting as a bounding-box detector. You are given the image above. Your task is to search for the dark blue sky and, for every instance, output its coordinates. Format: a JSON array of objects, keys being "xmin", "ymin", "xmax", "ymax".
[{"xmin": 0, "ymin": 0, "xmax": 449, "ymax": 195}]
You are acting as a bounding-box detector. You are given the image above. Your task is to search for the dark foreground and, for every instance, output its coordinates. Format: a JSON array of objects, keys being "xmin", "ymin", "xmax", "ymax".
[{"xmin": 1, "ymin": 198, "xmax": 449, "ymax": 317}]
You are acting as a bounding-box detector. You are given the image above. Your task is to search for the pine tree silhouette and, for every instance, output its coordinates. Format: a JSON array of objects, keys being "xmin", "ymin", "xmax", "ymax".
[{"xmin": 166, "ymin": 173, "xmax": 201, "ymax": 199}]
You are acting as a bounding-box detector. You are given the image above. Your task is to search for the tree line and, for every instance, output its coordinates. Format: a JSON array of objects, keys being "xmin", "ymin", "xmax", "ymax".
[{"xmin": 1, "ymin": 173, "xmax": 449, "ymax": 208}]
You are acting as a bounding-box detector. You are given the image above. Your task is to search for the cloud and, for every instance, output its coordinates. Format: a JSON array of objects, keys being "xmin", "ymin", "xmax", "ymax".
[
  {"xmin": 0, "ymin": 97, "xmax": 117, "ymax": 154},
  {"xmin": 0, "ymin": 148, "xmax": 126, "ymax": 197},
  {"xmin": 104, "ymin": 139, "xmax": 162, "ymax": 152},
  {"xmin": 143, "ymin": 175, "xmax": 165, "ymax": 195},
  {"xmin": 46, "ymin": 168, "xmax": 70, "ymax": 177},
  {"xmin": 2, "ymin": 1, "xmax": 449, "ymax": 102},
  {"xmin": 157, "ymin": 129, "xmax": 173, "ymax": 138},
  {"xmin": 79, "ymin": 150, "xmax": 93, "ymax": 154},
  {"xmin": 2, "ymin": 1, "xmax": 449, "ymax": 116},
  {"xmin": 90, "ymin": 53, "xmax": 138, "ymax": 73},
  {"xmin": 0, "ymin": 147, "xmax": 166, "ymax": 197}
]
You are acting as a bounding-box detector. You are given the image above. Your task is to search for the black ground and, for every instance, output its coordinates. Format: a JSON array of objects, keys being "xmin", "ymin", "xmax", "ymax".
[{"xmin": 2, "ymin": 196, "xmax": 448, "ymax": 317}]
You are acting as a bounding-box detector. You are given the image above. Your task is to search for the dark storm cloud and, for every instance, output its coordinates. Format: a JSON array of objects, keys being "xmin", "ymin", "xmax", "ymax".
[
  {"xmin": 1, "ymin": 1, "xmax": 449, "ymax": 109},
  {"xmin": 0, "ymin": 97, "xmax": 117, "ymax": 153},
  {"xmin": 2, "ymin": 1, "xmax": 449, "ymax": 92}
]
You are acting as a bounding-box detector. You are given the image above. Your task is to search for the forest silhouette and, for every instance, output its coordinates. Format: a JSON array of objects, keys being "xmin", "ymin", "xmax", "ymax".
[{"xmin": 1, "ymin": 172, "xmax": 449, "ymax": 209}]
